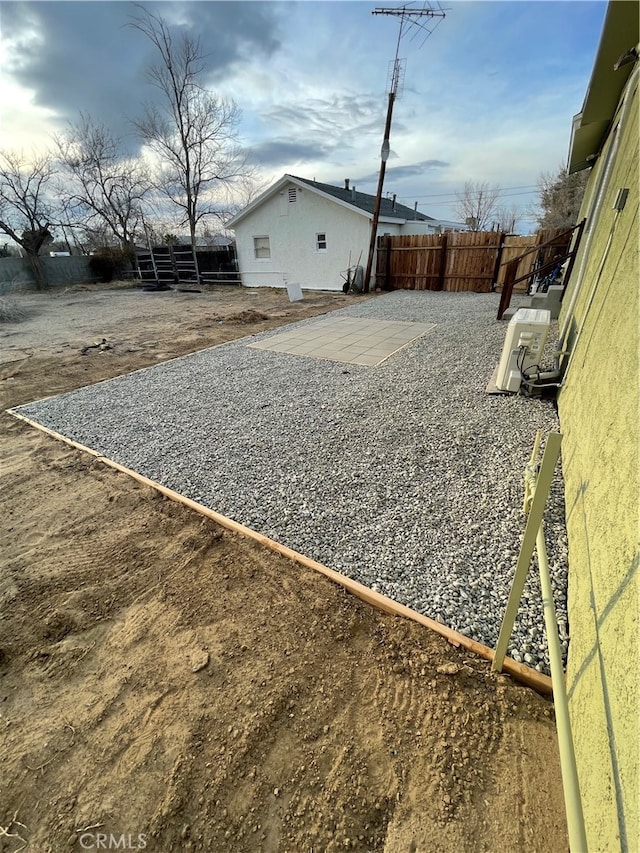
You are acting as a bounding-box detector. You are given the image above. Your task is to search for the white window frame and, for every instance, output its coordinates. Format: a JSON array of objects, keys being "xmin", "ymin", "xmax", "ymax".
[
  {"xmin": 316, "ymin": 232, "xmax": 328, "ymax": 253},
  {"xmin": 253, "ymin": 235, "xmax": 271, "ymax": 260}
]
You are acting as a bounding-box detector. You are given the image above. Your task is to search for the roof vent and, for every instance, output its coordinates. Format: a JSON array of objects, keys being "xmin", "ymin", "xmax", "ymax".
[
  {"xmin": 288, "ymin": 188, "xmax": 297, "ymax": 203},
  {"xmin": 351, "ymin": 186, "xmax": 356, "ymax": 201},
  {"xmin": 344, "ymin": 179, "xmax": 350, "ymax": 191}
]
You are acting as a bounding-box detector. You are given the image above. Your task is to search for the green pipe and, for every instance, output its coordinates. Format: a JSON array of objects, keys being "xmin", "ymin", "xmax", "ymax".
[{"xmin": 537, "ymin": 523, "xmax": 588, "ymax": 852}]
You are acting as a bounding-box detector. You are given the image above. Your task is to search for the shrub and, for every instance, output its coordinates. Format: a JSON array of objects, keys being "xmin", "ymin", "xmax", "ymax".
[
  {"xmin": 0, "ymin": 295, "xmax": 26, "ymax": 322},
  {"xmin": 88, "ymin": 246, "xmax": 134, "ymax": 282},
  {"xmin": 0, "ymin": 280, "xmax": 26, "ymax": 323}
]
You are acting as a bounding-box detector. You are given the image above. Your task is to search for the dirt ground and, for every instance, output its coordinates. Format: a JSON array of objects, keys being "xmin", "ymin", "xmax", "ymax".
[{"xmin": 0, "ymin": 283, "xmax": 568, "ymax": 853}]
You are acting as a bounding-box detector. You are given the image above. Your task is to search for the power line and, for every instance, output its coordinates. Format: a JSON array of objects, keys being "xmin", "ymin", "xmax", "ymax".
[{"xmin": 397, "ymin": 185, "xmax": 539, "ymax": 202}]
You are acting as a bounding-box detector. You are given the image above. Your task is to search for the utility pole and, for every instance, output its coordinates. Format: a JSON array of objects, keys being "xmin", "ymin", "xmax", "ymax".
[{"xmin": 363, "ymin": 4, "xmax": 446, "ymax": 293}]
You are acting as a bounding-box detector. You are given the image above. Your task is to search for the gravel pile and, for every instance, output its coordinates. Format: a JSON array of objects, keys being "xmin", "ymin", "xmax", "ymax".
[{"xmin": 14, "ymin": 290, "xmax": 569, "ymax": 673}]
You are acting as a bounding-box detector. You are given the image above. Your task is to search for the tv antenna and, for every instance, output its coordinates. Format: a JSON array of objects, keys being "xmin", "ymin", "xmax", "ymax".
[{"xmin": 363, "ymin": 3, "xmax": 446, "ymax": 292}]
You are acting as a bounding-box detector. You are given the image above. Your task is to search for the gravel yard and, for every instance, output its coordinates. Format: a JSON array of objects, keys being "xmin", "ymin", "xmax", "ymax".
[{"xmin": 13, "ymin": 289, "xmax": 568, "ymax": 673}]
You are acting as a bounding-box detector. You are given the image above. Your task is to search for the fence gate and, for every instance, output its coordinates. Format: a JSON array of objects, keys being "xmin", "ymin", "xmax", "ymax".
[
  {"xmin": 135, "ymin": 244, "xmax": 240, "ymax": 287},
  {"xmin": 135, "ymin": 245, "xmax": 199, "ymax": 286}
]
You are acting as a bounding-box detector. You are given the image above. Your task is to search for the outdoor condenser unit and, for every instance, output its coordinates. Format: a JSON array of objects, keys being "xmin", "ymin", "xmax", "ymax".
[{"xmin": 495, "ymin": 308, "xmax": 551, "ymax": 393}]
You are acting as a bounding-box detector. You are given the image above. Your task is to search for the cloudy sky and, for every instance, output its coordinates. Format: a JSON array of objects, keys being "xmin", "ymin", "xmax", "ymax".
[{"xmin": 1, "ymin": 0, "xmax": 607, "ymax": 230}]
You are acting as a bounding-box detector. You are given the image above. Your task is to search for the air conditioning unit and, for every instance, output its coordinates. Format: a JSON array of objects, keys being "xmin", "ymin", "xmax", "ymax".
[{"xmin": 495, "ymin": 308, "xmax": 551, "ymax": 392}]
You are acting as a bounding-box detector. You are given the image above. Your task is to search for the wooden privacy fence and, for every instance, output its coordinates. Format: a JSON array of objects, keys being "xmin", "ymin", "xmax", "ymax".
[
  {"xmin": 375, "ymin": 227, "xmax": 577, "ymax": 294},
  {"xmin": 376, "ymin": 231, "xmax": 503, "ymax": 293}
]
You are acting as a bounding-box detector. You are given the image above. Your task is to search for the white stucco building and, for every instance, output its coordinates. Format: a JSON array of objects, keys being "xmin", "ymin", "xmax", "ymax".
[{"xmin": 226, "ymin": 174, "xmax": 466, "ymax": 292}]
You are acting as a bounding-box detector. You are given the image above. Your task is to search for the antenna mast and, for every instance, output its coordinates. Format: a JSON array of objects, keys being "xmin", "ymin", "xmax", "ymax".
[{"xmin": 363, "ymin": 3, "xmax": 446, "ymax": 293}]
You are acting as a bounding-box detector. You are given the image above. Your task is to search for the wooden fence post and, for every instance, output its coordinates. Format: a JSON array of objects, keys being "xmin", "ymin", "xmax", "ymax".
[
  {"xmin": 384, "ymin": 235, "xmax": 392, "ymax": 290},
  {"xmin": 491, "ymin": 232, "xmax": 506, "ymax": 291},
  {"xmin": 437, "ymin": 232, "xmax": 448, "ymax": 291}
]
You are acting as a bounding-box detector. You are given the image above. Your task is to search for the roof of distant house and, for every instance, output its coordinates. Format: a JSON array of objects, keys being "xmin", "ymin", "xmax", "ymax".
[
  {"xmin": 226, "ymin": 173, "xmax": 435, "ymax": 227},
  {"xmin": 291, "ymin": 175, "xmax": 435, "ymax": 222}
]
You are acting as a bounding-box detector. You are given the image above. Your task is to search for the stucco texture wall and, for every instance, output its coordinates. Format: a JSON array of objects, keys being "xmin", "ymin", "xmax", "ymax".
[
  {"xmin": 558, "ymin": 79, "xmax": 638, "ymax": 851},
  {"xmin": 233, "ymin": 183, "xmax": 370, "ymax": 291},
  {"xmin": 232, "ymin": 182, "xmax": 402, "ymax": 291}
]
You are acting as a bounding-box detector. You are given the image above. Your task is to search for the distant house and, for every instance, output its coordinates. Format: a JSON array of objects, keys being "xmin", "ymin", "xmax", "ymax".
[
  {"xmin": 226, "ymin": 174, "xmax": 466, "ymax": 292},
  {"xmin": 555, "ymin": 1, "xmax": 638, "ymax": 849}
]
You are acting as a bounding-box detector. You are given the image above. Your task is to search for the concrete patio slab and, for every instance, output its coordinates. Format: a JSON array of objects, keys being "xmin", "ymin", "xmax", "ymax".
[{"xmin": 248, "ymin": 316, "xmax": 436, "ymax": 366}]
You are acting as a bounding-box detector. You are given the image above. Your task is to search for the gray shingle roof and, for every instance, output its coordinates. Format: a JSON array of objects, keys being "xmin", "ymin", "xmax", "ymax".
[{"xmin": 291, "ymin": 175, "xmax": 434, "ymax": 222}]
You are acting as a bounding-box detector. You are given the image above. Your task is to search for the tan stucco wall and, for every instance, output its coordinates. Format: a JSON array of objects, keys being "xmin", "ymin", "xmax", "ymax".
[{"xmin": 558, "ymin": 75, "xmax": 639, "ymax": 851}]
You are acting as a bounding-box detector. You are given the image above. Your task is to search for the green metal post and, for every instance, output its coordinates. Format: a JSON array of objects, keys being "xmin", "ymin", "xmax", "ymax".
[
  {"xmin": 492, "ymin": 432, "xmax": 562, "ymax": 672},
  {"xmin": 537, "ymin": 523, "xmax": 588, "ymax": 852}
]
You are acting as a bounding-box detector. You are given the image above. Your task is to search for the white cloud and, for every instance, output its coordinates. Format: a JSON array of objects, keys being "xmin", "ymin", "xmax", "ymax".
[
  {"xmin": 0, "ymin": 0, "xmax": 606, "ymax": 232},
  {"xmin": 0, "ymin": 81, "xmax": 60, "ymax": 154}
]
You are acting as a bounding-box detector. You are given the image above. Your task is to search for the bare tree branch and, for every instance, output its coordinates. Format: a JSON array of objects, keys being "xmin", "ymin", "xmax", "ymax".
[
  {"xmin": 454, "ymin": 181, "xmax": 502, "ymax": 231},
  {"xmin": 534, "ymin": 165, "xmax": 589, "ymax": 228},
  {"xmin": 0, "ymin": 150, "xmax": 59, "ymax": 288},
  {"xmin": 54, "ymin": 114, "xmax": 151, "ymax": 251},
  {"xmin": 128, "ymin": 6, "xmax": 256, "ymax": 262},
  {"xmin": 494, "ymin": 204, "xmax": 521, "ymax": 234}
]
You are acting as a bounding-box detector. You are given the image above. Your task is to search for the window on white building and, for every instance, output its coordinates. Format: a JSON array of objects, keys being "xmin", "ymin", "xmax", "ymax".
[
  {"xmin": 253, "ymin": 236, "xmax": 271, "ymax": 259},
  {"xmin": 316, "ymin": 232, "xmax": 327, "ymax": 252}
]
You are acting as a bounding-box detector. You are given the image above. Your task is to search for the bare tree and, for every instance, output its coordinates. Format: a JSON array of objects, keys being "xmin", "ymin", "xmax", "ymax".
[
  {"xmin": 535, "ymin": 166, "xmax": 589, "ymax": 228},
  {"xmin": 455, "ymin": 180, "xmax": 502, "ymax": 231},
  {"xmin": 494, "ymin": 204, "xmax": 521, "ymax": 234},
  {"xmin": 55, "ymin": 115, "xmax": 150, "ymax": 253},
  {"xmin": 129, "ymin": 6, "xmax": 253, "ymax": 268},
  {"xmin": 139, "ymin": 213, "xmax": 183, "ymax": 247},
  {"xmin": 0, "ymin": 150, "xmax": 58, "ymax": 289}
]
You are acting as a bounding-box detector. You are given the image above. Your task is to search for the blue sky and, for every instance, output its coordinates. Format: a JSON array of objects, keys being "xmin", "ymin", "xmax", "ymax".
[{"xmin": 0, "ymin": 1, "xmax": 607, "ymax": 231}]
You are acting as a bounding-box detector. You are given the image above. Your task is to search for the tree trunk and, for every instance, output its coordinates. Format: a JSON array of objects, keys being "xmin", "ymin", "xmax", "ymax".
[
  {"xmin": 189, "ymin": 224, "xmax": 200, "ymax": 284},
  {"xmin": 26, "ymin": 251, "xmax": 48, "ymax": 290}
]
